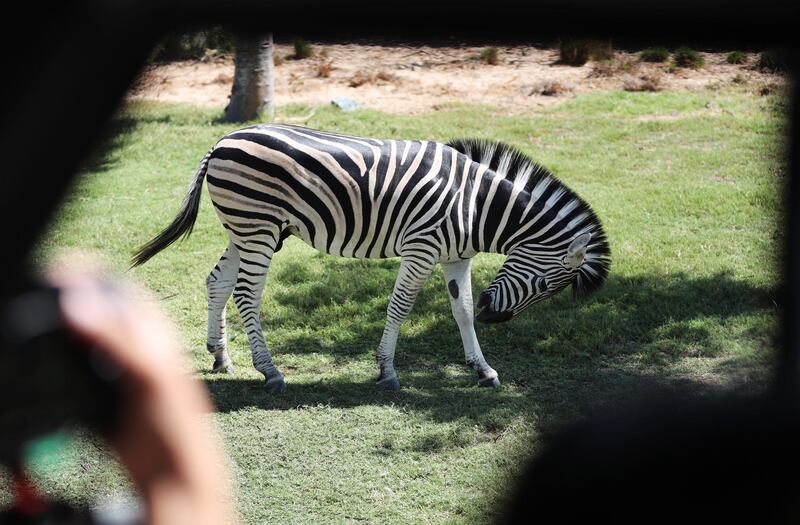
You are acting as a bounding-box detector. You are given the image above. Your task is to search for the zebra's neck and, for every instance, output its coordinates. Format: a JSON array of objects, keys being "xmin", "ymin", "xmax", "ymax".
[
  {"xmin": 468, "ymin": 166, "xmax": 587, "ymax": 255},
  {"xmin": 446, "ymin": 137, "xmax": 602, "ymax": 258}
]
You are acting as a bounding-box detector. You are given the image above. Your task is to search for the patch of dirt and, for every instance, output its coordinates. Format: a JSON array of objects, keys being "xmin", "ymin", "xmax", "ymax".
[{"xmin": 128, "ymin": 44, "xmax": 786, "ymax": 115}]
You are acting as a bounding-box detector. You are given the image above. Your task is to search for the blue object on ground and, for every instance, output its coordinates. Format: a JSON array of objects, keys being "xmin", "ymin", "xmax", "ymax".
[{"xmin": 331, "ymin": 97, "xmax": 361, "ymax": 111}]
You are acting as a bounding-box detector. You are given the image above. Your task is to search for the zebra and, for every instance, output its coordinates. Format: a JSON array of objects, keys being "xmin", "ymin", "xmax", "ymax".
[{"xmin": 132, "ymin": 124, "xmax": 610, "ymax": 392}]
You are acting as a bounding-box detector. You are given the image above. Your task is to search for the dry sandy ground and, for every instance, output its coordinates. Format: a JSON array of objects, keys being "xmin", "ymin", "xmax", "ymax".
[{"xmin": 129, "ymin": 43, "xmax": 786, "ymax": 115}]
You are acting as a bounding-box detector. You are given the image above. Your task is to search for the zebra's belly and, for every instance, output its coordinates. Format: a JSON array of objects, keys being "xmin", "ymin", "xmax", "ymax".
[{"xmin": 285, "ymin": 220, "xmax": 403, "ymax": 259}]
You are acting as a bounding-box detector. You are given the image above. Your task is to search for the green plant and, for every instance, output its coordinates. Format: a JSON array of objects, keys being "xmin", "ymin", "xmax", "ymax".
[
  {"xmin": 640, "ymin": 47, "xmax": 671, "ymax": 63},
  {"xmin": 558, "ymin": 38, "xmax": 613, "ymax": 66},
  {"xmin": 480, "ymin": 47, "xmax": 501, "ymax": 65},
  {"xmin": 726, "ymin": 51, "xmax": 747, "ymax": 65},
  {"xmin": 672, "ymin": 47, "xmax": 705, "ymax": 69},
  {"xmin": 757, "ymin": 49, "xmax": 788, "ymax": 72},
  {"xmin": 293, "ymin": 37, "xmax": 313, "ymax": 59},
  {"xmin": 558, "ymin": 39, "xmax": 589, "ymax": 65}
]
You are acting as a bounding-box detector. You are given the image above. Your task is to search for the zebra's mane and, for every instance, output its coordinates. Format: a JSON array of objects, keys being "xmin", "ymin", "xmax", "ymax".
[{"xmin": 446, "ymin": 137, "xmax": 611, "ymax": 300}]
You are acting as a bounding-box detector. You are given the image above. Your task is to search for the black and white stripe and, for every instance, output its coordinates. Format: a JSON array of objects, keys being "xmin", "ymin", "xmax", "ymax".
[{"xmin": 132, "ymin": 125, "xmax": 610, "ymax": 391}]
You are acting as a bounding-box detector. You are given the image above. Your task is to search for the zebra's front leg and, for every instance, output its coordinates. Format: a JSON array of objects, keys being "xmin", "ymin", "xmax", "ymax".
[
  {"xmin": 206, "ymin": 242, "xmax": 240, "ymax": 374},
  {"xmin": 232, "ymin": 237, "xmax": 286, "ymax": 393},
  {"xmin": 441, "ymin": 259, "xmax": 500, "ymax": 388},
  {"xmin": 375, "ymin": 257, "xmax": 436, "ymax": 391}
]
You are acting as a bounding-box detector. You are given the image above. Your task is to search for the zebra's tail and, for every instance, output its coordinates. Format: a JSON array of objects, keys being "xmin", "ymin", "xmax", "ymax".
[{"xmin": 130, "ymin": 149, "xmax": 213, "ymax": 268}]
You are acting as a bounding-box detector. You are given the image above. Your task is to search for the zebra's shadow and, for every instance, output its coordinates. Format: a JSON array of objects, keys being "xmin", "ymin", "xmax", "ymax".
[
  {"xmin": 210, "ymin": 256, "xmax": 779, "ymax": 427},
  {"xmin": 240, "ymin": 253, "xmax": 777, "ymax": 365}
]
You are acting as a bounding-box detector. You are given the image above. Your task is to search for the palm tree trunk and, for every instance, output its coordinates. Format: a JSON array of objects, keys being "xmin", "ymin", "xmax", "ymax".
[{"xmin": 224, "ymin": 33, "xmax": 275, "ymax": 122}]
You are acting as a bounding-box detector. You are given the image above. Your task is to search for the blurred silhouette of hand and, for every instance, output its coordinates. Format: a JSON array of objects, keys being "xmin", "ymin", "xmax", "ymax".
[{"xmin": 48, "ymin": 258, "xmax": 234, "ymax": 525}]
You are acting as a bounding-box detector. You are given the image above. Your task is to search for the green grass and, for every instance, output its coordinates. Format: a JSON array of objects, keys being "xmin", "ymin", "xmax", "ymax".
[{"xmin": 9, "ymin": 89, "xmax": 788, "ymax": 523}]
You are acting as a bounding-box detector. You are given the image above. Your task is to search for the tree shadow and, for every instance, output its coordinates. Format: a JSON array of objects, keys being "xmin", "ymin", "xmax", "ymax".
[
  {"xmin": 79, "ymin": 112, "xmax": 181, "ymax": 173},
  {"xmin": 79, "ymin": 116, "xmax": 139, "ymax": 173}
]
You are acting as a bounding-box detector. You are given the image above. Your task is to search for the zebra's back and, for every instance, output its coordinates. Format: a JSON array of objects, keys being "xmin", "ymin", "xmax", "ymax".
[{"xmin": 206, "ymin": 124, "xmax": 475, "ymax": 260}]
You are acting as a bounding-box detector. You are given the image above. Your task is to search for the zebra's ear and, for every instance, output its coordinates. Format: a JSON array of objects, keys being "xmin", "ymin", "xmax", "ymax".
[
  {"xmin": 567, "ymin": 233, "xmax": 592, "ymax": 257},
  {"xmin": 564, "ymin": 233, "xmax": 591, "ymax": 270}
]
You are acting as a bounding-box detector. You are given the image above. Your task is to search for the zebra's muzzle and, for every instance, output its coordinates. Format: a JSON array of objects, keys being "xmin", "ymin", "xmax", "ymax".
[
  {"xmin": 475, "ymin": 291, "xmax": 513, "ymax": 323},
  {"xmin": 475, "ymin": 305, "xmax": 513, "ymax": 324}
]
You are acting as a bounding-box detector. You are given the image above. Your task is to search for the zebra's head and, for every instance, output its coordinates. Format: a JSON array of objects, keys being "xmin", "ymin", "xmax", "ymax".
[{"xmin": 475, "ymin": 231, "xmax": 608, "ymax": 323}]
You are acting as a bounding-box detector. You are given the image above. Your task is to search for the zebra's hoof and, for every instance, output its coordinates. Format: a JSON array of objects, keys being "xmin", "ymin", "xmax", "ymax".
[
  {"xmin": 478, "ymin": 376, "xmax": 501, "ymax": 388},
  {"xmin": 264, "ymin": 376, "xmax": 287, "ymax": 393},
  {"xmin": 212, "ymin": 359, "xmax": 235, "ymax": 374},
  {"xmin": 376, "ymin": 376, "xmax": 401, "ymax": 391}
]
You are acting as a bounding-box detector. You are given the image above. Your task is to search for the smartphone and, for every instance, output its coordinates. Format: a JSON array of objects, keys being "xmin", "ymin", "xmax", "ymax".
[{"xmin": 0, "ymin": 285, "xmax": 120, "ymax": 467}]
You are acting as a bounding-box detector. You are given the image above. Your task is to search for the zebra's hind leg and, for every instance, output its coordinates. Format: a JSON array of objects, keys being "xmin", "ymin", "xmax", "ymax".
[
  {"xmin": 375, "ymin": 256, "xmax": 436, "ymax": 391},
  {"xmin": 206, "ymin": 241, "xmax": 240, "ymax": 374},
  {"xmin": 441, "ymin": 259, "xmax": 500, "ymax": 388},
  {"xmin": 231, "ymin": 235, "xmax": 286, "ymax": 393}
]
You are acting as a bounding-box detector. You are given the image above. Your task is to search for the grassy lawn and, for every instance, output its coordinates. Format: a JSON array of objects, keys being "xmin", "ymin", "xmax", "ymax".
[{"xmin": 8, "ymin": 87, "xmax": 787, "ymax": 523}]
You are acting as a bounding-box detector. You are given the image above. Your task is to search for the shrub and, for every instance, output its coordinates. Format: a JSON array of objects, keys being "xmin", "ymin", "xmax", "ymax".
[
  {"xmin": 374, "ymin": 71, "xmax": 398, "ymax": 83},
  {"xmin": 623, "ymin": 73, "xmax": 663, "ymax": 92},
  {"xmin": 731, "ymin": 73, "xmax": 746, "ymax": 84},
  {"xmin": 348, "ymin": 70, "xmax": 398, "ymax": 87},
  {"xmin": 672, "ymin": 47, "xmax": 705, "ymax": 69},
  {"xmin": 293, "ymin": 37, "xmax": 313, "ymax": 59},
  {"xmin": 151, "ymin": 27, "xmax": 234, "ymax": 62},
  {"xmin": 588, "ymin": 60, "xmax": 617, "ymax": 78},
  {"xmin": 558, "ymin": 38, "xmax": 613, "ymax": 66},
  {"xmin": 480, "ymin": 47, "xmax": 500, "ymax": 65},
  {"xmin": 726, "ymin": 51, "xmax": 747, "ymax": 65},
  {"xmin": 349, "ymin": 71, "xmax": 371, "ymax": 87},
  {"xmin": 619, "ymin": 59, "xmax": 637, "ymax": 73},
  {"xmin": 558, "ymin": 39, "xmax": 589, "ymax": 65},
  {"xmin": 758, "ymin": 84, "xmax": 772, "ymax": 96},
  {"xmin": 317, "ymin": 62, "xmax": 335, "ymax": 78},
  {"xmin": 758, "ymin": 82, "xmax": 783, "ymax": 96},
  {"xmin": 757, "ymin": 49, "xmax": 789, "ymax": 72},
  {"xmin": 589, "ymin": 58, "xmax": 637, "ymax": 78},
  {"xmin": 528, "ymin": 80, "xmax": 571, "ymax": 96},
  {"xmin": 640, "ymin": 47, "xmax": 670, "ymax": 63}
]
